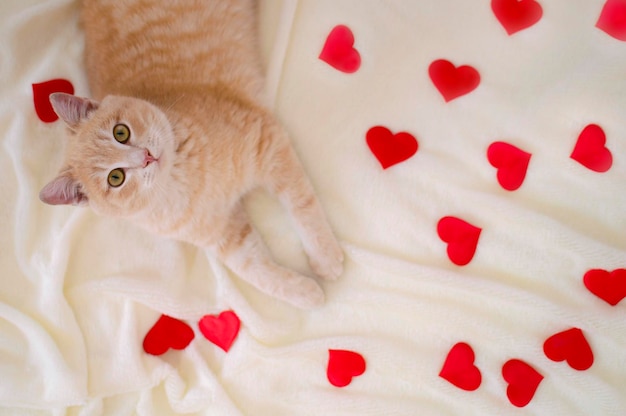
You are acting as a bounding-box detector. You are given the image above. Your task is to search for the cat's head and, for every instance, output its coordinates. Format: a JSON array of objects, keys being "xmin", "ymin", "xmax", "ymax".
[{"xmin": 39, "ymin": 93, "xmax": 176, "ymax": 217}]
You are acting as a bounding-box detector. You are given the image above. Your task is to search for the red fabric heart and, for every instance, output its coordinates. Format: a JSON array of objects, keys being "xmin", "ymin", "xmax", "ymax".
[
  {"xmin": 583, "ymin": 269, "xmax": 626, "ymax": 306},
  {"xmin": 32, "ymin": 79, "xmax": 75, "ymax": 123},
  {"xmin": 570, "ymin": 124, "xmax": 613, "ymax": 173},
  {"xmin": 429, "ymin": 60, "xmax": 480, "ymax": 102},
  {"xmin": 543, "ymin": 328, "xmax": 594, "ymax": 371},
  {"xmin": 143, "ymin": 315, "xmax": 195, "ymax": 356},
  {"xmin": 366, "ymin": 126, "xmax": 418, "ymax": 169},
  {"xmin": 491, "ymin": 0, "xmax": 543, "ymax": 35},
  {"xmin": 487, "ymin": 142, "xmax": 532, "ymax": 191},
  {"xmin": 437, "ymin": 217, "xmax": 482, "ymax": 266},
  {"xmin": 439, "ymin": 342, "xmax": 482, "ymax": 391},
  {"xmin": 327, "ymin": 349, "xmax": 366, "ymax": 388},
  {"xmin": 502, "ymin": 359, "xmax": 543, "ymax": 408},
  {"xmin": 597, "ymin": 0, "xmax": 626, "ymax": 41},
  {"xmin": 198, "ymin": 310, "xmax": 241, "ymax": 352},
  {"xmin": 319, "ymin": 25, "xmax": 361, "ymax": 73}
]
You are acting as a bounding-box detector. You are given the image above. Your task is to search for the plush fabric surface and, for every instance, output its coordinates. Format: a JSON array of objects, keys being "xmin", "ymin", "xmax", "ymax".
[{"xmin": 1, "ymin": 0, "xmax": 625, "ymax": 414}]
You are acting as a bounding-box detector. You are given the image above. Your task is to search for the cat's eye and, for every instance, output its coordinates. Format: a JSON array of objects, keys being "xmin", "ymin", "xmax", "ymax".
[
  {"xmin": 108, "ymin": 168, "xmax": 125, "ymax": 187},
  {"xmin": 113, "ymin": 124, "xmax": 130, "ymax": 144}
]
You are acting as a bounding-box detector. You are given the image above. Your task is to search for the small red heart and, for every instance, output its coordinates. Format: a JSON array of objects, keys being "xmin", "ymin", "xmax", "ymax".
[
  {"xmin": 366, "ymin": 126, "xmax": 418, "ymax": 169},
  {"xmin": 143, "ymin": 315, "xmax": 195, "ymax": 356},
  {"xmin": 491, "ymin": 0, "xmax": 543, "ymax": 35},
  {"xmin": 319, "ymin": 25, "xmax": 361, "ymax": 73},
  {"xmin": 437, "ymin": 217, "xmax": 482, "ymax": 266},
  {"xmin": 597, "ymin": 0, "xmax": 626, "ymax": 41},
  {"xmin": 543, "ymin": 328, "xmax": 594, "ymax": 371},
  {"xmin": 487, "ymin": 142, "xmax": 532, "ymax": 191},
  {"xmin": 198, "ymin": 310, "xmax": 241, "ymax": 352},
  {"xmin": 570, "ymin": 124, "xmax": 613, "ymax": 173},
  {"xmin": 583, "ymin": 269, "xmax": 626, "ymax": 306},
  {"xmin": 32, "ymin": 79, "xmax": 75, "ymax": 123},
  {"xmin": 429, "ymin": 60, "xmax": 480, "ymax": 102},
  {"xmin": 327, "ymin": 349, "xmax": 366, "ymax": 388},
  {"xmin": 502, "ymin": 359, "xmax": 543, "ymax": 408},
  {"xmin": 439, "ymin": 342, "xmax": 482, "ymax": 391}
]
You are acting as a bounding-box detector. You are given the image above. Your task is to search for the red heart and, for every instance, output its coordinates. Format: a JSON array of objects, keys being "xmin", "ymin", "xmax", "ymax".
[
  {"xmin": 429, "ymin": 60, "xmax": 480, "ymax": 102},
  {"xmin": 366, "ymin": 126, "xmax": 418, "ymax": 169},
  {"xmin": 319, "ymin": 25, "xmax": 361, "ymax": 73},
  {"xmin": 597, "ymin": 0, "xmax": 626, "ymax": 41},
  {"xmin": 570, "ymin": 124, "xmax": 613, "ymax": 173},
  {"xmin": 502, "ymin": 359, "xmax": 543, "ymax": 408},
  {"xmin": 487, "ymin": 142, "xmax": 532, "ymax": 191},
  {"xmin": 439, "ymin": 342, "xmax": 482, "ymax": 391},
  {"xmin": 32, "ymin": 79, "xmax": 75, "ymax": 123},
  {"xmin": 143, "ymin": 315, "xmax": 195, "ymax": 356},
  {"xmin": 583, "ymin": 269, "xmax": 626, "ymax": 306},
  {"xmin": 491, "ymin": 0, "xmax": 543, "ymax": 35},
  {"xmin": 543, "ymin": 328, "xmax": 594, "ymax": 371},
  {"xmin": 327, "ymin": 349, "xmax": 366, "ymax": 388},
  {"xmin": 198, "ymin": 310, "xmax": 241, "ymax": 352},
  {"xmin": 437, "ymin": 217, "xmax": 482, "ymax": 266}
]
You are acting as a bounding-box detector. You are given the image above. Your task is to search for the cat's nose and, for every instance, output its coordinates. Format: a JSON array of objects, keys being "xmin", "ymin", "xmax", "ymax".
[{"xmin": 143, "ymin": 149, "xmax": 157, "ymax": 167}]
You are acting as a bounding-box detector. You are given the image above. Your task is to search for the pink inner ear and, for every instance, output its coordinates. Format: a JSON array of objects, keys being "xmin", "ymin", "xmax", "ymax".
[
  {"xmin": 40, "ymin": 174, "xmax": 88, "ymax": 206},
  {"xmin": 49, "ymin": 93, "xmax": 99, "ymax": 128}
]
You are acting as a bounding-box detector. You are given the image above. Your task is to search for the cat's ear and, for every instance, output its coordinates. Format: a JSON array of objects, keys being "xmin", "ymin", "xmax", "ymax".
[
  {"xmin": 49, "ymin": 93, "xmax": 99, "ymax": 130},
  {"xmin": 39, "ymin": 172, "xmax": 88, "ymax": 206}
]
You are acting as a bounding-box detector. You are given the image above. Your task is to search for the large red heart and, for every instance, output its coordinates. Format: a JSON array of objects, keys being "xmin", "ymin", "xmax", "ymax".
[
  {"xmin": 597, "ymin": 0, "xmax": 626, "ymax": 41},
  {"xmin": 198, "ymin": 310, "xmax": 241, "ymax": 352},
  {"xmin": 437, "ymin": 217, "xmax": 482, "ymax": 266},
  {"xmin": 487, "ymin": 142, "xmax": 532, "ymax": 191},
  {"xmin": 143, "ymin": 315, "xmax": 195, "ymax": 356},
  {"xmin": 429, "ymin": 60, "xmax": 480, "ymax": 102},
  {"xmin": 319, "ymin": 25, "xmax": 361, "ymax": 73},
  {"xmin": 327, "ymin": 349, "xmax": 366, "ymax": 388},
  {"xmin": 583, "ymin": 269, "xmax": 626, "ymax": 306},
  {"xmin": 366, "ymin": 126, "xmax": 418, "ymax": 169},
  {"xmin": 502, "ymin": 359, "xmax": 543, "ymax": 408},
  {"xmin": 439, "ymin": 342, "xmax": 482, "ymax": 391},
  {"xmin": 543, "ymin": 328, "xmax": 594, "ymax": 371},
  {"xmin": 491, "ymin": 0, "xmax": 543, "ymax": 35},
  {"xmin": 32, "ymin": 79, "xmax": 75, "ymax": 123},
  {"xmin": 570, "ymin": 124, "xmax": 613, "ymax": 173}
]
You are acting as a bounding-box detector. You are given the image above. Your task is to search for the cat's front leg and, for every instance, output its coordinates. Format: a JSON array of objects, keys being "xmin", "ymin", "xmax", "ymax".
[
  {"xmin": 212, "ymin": 204, "xmax": 325, "ymax": 309},
  {"xmin": 260, "ymin": 136, "xmax": 344, "ymax": 282}
]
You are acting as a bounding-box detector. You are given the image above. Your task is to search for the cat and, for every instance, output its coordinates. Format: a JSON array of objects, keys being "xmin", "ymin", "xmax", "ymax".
[{"xmin": 39, "ymin": 0, "xmax": 343, "ymax": 309}]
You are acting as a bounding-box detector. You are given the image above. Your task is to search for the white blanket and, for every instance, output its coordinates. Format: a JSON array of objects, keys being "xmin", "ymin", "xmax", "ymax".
[{"xmin": 1, "ymin": 0, "xmax": 626, "ymax": 414}]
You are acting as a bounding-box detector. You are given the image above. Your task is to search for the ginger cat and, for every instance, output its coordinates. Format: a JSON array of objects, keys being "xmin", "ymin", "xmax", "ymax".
[{"xmin": 40, "ymin": 0, "xmax": 343, "ymax": 308}]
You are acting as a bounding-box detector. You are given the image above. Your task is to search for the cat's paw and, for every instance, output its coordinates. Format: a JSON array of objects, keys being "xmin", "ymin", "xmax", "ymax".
[
  {"xmin": 308, "ymin": 237, "xmax": 344, "ymax": 281},
  {"xmin": 280, "ymin": 274, "xmax": 326, "ymax": 309}
]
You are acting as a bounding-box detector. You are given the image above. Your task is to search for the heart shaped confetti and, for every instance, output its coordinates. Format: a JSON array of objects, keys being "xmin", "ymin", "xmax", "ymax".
[
  {"xmin": 583, "ymin": 268, "xmax": 626, "ymax": 306},
  {"xmin": 366, "ymin": 126, "xmax": 418, "ymax": 169},
  {"xmin": 491, "ymin": 0, "xmax": 543, "ymax": 35},
  {"xmin": 597, "ymin": 0, "xmax": 626, "ymax": 41},
  {"xmin": 32, "ymin": 79, "xmax": 75, "ymax": 123},
  {"xmin": 439, "ymin": 342, "xmax": 482, "ymax": 391},
  {"xmin": 543, "ymin": 328, "xmax": 594, "ymax": 371},
  {"xmin": 429, "ymin": 59, "xmax": 480, "ymax": 102},
  {"xmin": 570, "ymin": 124, "xmax": 613, "ymax": 173},
  {"xmin": 198, "ymin": 310, "xmax": 241, "ymax": 352},
  {"xmin": 327, "ymin": 349, "xmax": 366, "ymax": 388},
  {"xmin": 502, "ymin": 359, "xmax": 543, "ymax": 408},
  {"xmin": 487, "ymin": 142, "xmax": 532, "ymax": 191},
  {"xmin": 143, "ymin": 315, "xmax": 195, "ymax": 356},
  {"xmin": 319, "ymin": 25, "xmax": 361, "ymax": 73},
  {"xmin": 437, "ymin": 216, "xmax": 482, "ymax": 266}
]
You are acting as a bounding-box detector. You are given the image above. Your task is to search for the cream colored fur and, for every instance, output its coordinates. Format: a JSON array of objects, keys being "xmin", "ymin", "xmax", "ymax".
[{"xmin": 39, "ymin": 0, "xmax": 343, "ymax": 308}]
